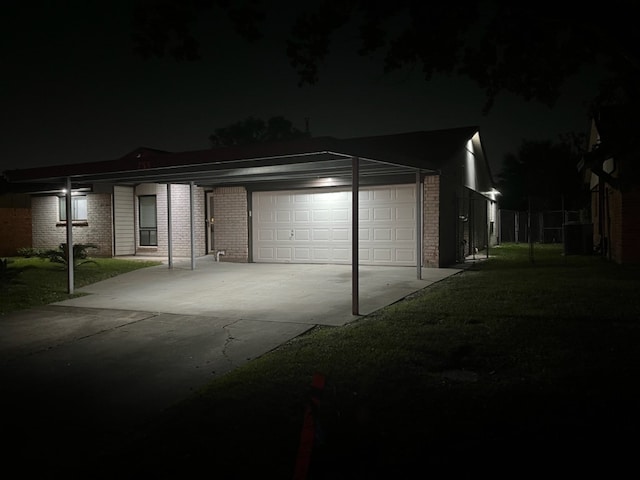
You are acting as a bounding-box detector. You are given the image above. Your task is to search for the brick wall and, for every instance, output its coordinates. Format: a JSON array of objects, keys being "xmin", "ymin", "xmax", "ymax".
[
  {"xmin": 0, "ymin": 208, "xmax": 32, "ymax": 256},
  {"xmin": 213, "ymin": 186, "xmax": 248, "ymax": 262},
  {"xmin": 423, "ymin": 175, "xmax": 440, "ymax": 267},
  {"xmin": 31, "ymin": 194, "xmax": 113, "ymax": 257}
]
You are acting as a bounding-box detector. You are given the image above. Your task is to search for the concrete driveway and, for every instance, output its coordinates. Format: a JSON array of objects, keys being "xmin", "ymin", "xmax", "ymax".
[{"xmin": 0, "ymin": 258, "xmax": 460, "ymax": 472}]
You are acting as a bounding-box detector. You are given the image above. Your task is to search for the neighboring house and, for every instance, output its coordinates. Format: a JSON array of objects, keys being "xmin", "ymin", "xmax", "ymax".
[
  {"xmin": 580, "ymin": 106, "xmax": 640, "ymax": 264},
  {"xmin": 2, "ymin": 127, "xmax": 499, "ymax": 268},
  {"xmin": 0, "ymin": 192, "xmax": 32, "ymax": 257}
]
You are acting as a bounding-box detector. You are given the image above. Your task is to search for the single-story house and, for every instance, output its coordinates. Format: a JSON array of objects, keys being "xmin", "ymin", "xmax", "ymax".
[
  {"xmin": 580, "ymin": 106, "xmax": 640, "ymax": 264},
  {"xmin": 2, "ymin": 127, "xmax": 499, "ymax": 271}
]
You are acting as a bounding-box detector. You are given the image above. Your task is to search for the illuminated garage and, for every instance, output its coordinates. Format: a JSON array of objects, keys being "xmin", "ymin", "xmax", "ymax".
[
  {"xmin": 3, "ymin": 126, "xmax": 499, "ymax": 314},
  {"xmin": 252, "ymin": 185, "xmax": 417, "ymax": 265}
]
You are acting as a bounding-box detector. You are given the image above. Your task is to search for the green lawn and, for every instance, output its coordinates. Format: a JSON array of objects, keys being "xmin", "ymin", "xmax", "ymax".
[
  {"xmin": 0, "ymin": 257, "xmax": 161, "ymax": 315},
  {"xmin": 96, "ymin": 243, "xmax": 640, "ymax": 478}
]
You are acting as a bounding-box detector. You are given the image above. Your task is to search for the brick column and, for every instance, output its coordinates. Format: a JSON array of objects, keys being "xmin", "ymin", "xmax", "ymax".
[{"xmin": 423, "ymin": 175, "xmax": 440, "ymax": 267}]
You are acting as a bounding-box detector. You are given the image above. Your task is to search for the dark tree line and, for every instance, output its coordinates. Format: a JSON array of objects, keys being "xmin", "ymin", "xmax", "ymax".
[
  {"xmin": 132, "ymin": 0, "xmax": 638, "ymax": 215},
  {"xmin": 131, "ymin": 0, "xmax": 640, "ymax": 115},
  {"xmin": 209, "ymin": 115, "xmax": 309, "ymax": 147},
  {"xmin": 497, "ymin": 137, "xmax": 588, "ymax": 213}
]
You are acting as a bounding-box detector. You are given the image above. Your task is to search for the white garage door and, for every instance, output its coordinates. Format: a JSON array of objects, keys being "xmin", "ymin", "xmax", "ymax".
[{"xmin": 252, "ymin": 184, "xmax": 417, "ymax": 265}]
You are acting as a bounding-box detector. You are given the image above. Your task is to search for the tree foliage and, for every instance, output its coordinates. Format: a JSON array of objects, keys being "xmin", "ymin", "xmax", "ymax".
[
  {"xmin": 497, "ymin": 139, "xmax": 587, "ymax": 212},
  {"xmin": 131, "ymin": 0, "xmax": 640, "ymax": 114},
  {"xmin": 131, "ymin": 0, "xmax": 265, "ymax": 61},
  {"xmin": 209, "ymin": 115, "xmax": 309, "ymax": 147}
]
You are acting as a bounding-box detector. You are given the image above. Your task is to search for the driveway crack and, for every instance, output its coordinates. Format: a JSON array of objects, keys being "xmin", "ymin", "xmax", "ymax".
[{"xmin": 221, "ymin": 320, "xmax": 240, "ymax": 365}]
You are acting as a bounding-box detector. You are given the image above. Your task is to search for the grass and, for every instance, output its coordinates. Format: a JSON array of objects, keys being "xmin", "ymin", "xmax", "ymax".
[
  {"xmin": 93, "ymin": 243, "xmax": 640, "ymax": 479},
  {"xmin": 0, "ymin": 256, "xmax": 162, "ymax": 315}
]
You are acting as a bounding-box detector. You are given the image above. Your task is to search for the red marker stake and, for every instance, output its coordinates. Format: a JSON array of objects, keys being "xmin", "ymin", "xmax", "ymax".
[{"xmin": 293, "ymin": 372, "xmax": 326, "ymax": 480}]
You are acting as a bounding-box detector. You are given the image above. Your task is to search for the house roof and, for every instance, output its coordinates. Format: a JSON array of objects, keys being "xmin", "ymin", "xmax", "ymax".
[{"xmin": 2, "ymin": 126, "xmax": 483, "ymax": 189}]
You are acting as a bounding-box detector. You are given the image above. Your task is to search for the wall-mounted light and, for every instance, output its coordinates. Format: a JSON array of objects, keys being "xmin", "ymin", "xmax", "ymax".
[{"xmin": 482, "ymin": 188, "xmax": 501, "ymax": 201}]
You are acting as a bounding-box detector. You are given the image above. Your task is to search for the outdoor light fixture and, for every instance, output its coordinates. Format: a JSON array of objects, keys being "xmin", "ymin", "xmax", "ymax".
[
  {"xmin": 483, "ymin": 188, "xmax": 501, "ymax": 200},
  {"xmin": 61, "ymin": 188, "xmax": 91, "ymax": 195}
]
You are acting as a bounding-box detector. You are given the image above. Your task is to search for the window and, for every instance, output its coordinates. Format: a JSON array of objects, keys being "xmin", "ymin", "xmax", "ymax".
[
  {"xmin": 139, "ymin": 195, "xmax": 157, "ymax": 246},
  {"xmin": 59, "ymin": 195, "xmax": 88, "ymax": 221}
]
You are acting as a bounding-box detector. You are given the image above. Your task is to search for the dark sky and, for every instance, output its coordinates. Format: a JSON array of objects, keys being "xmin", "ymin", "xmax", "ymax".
[{"xmin": 1, "ymin": 1, "xmax": 603, "ymax": 177}]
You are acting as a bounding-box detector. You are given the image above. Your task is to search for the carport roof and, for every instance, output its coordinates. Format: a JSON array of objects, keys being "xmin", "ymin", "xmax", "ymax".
[{"xmin": 3, "ymin": 126, "xmax": 481, "ymax": 189}]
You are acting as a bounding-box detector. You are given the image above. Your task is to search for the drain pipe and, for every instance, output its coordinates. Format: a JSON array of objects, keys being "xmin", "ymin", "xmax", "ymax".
[{"xmin": 216, "ymin": 250, "xmax": 226, "ymax": 262}]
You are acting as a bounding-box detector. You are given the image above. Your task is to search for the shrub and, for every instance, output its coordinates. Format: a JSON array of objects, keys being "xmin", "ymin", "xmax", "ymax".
[
  {"xmin": 17, "ymin": 247, "xmax": 43, "ymax": 258},
  {"xmin": 39, "ymin": 243, "xmax": 98, "ymax": 267}
]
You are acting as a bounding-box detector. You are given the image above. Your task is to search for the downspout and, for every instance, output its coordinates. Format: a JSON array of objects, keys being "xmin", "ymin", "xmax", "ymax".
[{"xmin": 65, "ymin": 177, "xmax": 74, "ymax": 294}]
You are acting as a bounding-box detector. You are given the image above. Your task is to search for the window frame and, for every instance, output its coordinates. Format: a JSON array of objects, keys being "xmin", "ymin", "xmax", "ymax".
[
  {"xmin": 59, "ymin": 195, "xmax": 88, "ymax": 222},
  {"xmin": 138, "ymin": 195, "xmax": 158, "ymax": 247}
]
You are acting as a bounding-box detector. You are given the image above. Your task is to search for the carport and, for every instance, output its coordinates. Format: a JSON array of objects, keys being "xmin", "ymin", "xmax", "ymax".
[{"xmin": 9, "ymin": 136, "xmax": 441, "ymax": 316}]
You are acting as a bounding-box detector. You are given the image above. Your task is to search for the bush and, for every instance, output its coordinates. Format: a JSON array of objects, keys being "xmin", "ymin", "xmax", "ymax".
[
  {"xmin": 17, "ymin": 247, "xmax": 43, "ymax": 258},
  {"xmin": 39, "ymin": 243, "xmax": 98, "ymax": 267}
]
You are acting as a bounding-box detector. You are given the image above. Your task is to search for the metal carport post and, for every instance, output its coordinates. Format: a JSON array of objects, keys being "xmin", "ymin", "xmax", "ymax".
[
  {"xmin": 190, "ymin": 181, "xmax": 195, "ymax": 270},
  {"xmin": 167, "ymin": 183, "xmax": 173, "ymax": 269},
  {"xmin": 65, "ymin": 176, "xmax": 74, "ymax": 294},
  {"xmin": 352, "ymin": 156, "xmax": 359, "ymax": 316},
  {"xmin": 416, "ymin": 170, "xmax": 422, "ymax": 280}
]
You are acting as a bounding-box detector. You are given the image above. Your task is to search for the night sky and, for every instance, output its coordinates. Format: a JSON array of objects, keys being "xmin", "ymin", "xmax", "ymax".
[{"xmin": 1, "ymin": 1, "xmax": 604, "ymax": 177}]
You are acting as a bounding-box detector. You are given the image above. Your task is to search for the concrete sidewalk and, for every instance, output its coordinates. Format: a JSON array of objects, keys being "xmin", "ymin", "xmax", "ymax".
[{"xmin": 0, "ymin": 260, "xmax": 461, "ymax": 472}]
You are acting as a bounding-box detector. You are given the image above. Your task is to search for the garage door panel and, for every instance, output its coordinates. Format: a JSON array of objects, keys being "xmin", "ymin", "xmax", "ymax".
[
  {"xmin": 332, "ymin": 248, "xmax": 350, "ymax": 261},
  {"xmin": 373, "ymin": 189, "xmax": 393, "ymax": 201},
  {"xmin": 396, "ymin": 249, "xmax": 415, "ymax": 262},
  {"xmin": 253, "ymin": 185, "xmax": 417, "ymax": 265},
  {"xmin": 396, "ymin": 206, "xmax": 415, "ymax": 221},
  {"xmin": 373, "ymin": 228, "xmax": 392, "ymax": 241},
  {"xmin": 294, "ymin": 248, "xmax": 311, "ymax": 260},
  {"xmin": 276, "ymin": 247, "xmax": 292, "ymax": 261},
  {"xmin": 294, "ymin": 229, "xmax": 310, "ymax": 240},
  {"xmin": 258, "ymin": 247, "xmax": 275, "ymax": 260},
  {"xmin": 333, "ymin": 228, "xmax": 349, "ymax": 241},
  {"xmin": 312, "ymin": 229, "xmax": 330, "ymax": 241},
  {"xmin": 257, "ymin": 210, "xmax": 275, "ymax": 222},
  {"xmin": 312, "ymin": 209, "xmax": 330, "ymax": 221},
  {"xmin": 294, "ymin": 210, "xmax": 310, "ymax": 222},
  {"xmin": 396, "ymin": 186, "xmax": 415, "ymax": 201},
  {"xmin": 294, "ymin": 193, "xmax": 311, "ymax": 203},
  {"xmin": 396, "ymin": 228, "xmax": 415, "ymax": 241},
  {"xmin": 373, "ymin": 249, "xmax": 393, "ymax": 262},
  {"xmin": 332, "ymin": 208, "xmax": 349, "ymax": 222},
  {"xmin": 312, "ymin": 248, "xmax": 330, "ymax": 260},
  {"xmin": 276, "ymin": 229, "xmax": 292, "ymax": 241},
  {"xmin": 275, "ymin": 210, "xmax": 291, "ymax": 222},
  {"xmin": 373, "ymin": 207, "xmax": 392, "ymax": 221}
]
